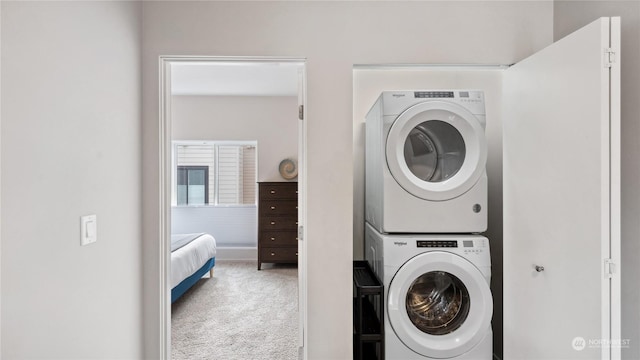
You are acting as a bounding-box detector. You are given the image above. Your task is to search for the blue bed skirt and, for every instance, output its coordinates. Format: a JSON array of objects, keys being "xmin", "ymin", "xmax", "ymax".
[{"xmin": 171, "ymin": 257, "xmax": 215, "ymax": 303}]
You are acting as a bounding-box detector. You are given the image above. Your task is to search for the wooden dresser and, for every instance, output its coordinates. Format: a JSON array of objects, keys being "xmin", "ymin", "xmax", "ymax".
[{"xmin": 258, "ymin": 182, "xmax": 298, "ymax": 270}]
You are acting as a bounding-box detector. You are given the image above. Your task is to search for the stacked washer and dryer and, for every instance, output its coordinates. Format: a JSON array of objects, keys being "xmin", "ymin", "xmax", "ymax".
[{"xmin": 365, "ymin": 90, "xmax": 493, "ymax": 359}]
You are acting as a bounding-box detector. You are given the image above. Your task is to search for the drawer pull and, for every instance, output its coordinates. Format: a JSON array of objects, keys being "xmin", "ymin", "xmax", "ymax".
[
  {"xmin": 296, "ymin": 221, "xmax": 298, "ymax": 225},
  {"xmin": 270, "ymin": 252, "xmax": 276, "ymax": 256},
  {"xmin": 270, "ymin": 237, "xmax": 276, "ymax": 241},
  {"xmin": 295, "ymin": 252, "xmax": 298, "ymax": 256},
  {"xmin": 270, "ymin": 190, "xmax": 276, "ymax": 194},
  {"xmin": 295, "ymin": 237, "xmax": 298, "ymax": 241},
  {"xmin": 270, "ymin": 206, "xmax": 276, "ymax": 210},
  {"xmin": 270, "ymin": 221, "xmax": 276, "ymax": 225}
]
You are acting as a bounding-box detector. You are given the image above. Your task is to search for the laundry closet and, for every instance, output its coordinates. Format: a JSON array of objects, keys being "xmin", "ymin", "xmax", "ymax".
[{"xmin": 357, "ymin": 17, "xmax": 621, "ymax": 360}]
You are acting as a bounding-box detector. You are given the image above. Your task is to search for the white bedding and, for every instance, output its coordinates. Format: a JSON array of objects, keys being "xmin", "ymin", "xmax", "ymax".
[{"xmin": 171, "ymin": 233, "xmax": 217, "ymax": 288}]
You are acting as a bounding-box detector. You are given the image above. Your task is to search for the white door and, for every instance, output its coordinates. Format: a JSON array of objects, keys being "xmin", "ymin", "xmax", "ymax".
[{"xmin": 503, "ymin": 17, "xmax": 620, "ymax": 360}]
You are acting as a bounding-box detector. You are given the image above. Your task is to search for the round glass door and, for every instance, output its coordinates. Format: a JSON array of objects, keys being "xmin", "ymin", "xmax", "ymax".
[
  {"xmin": 386, "ymin": 101, "xmax": 487, "ymax": 201},
  {"xmin": 404, "ymin": 121, "xmax": 466, "ymax": 183},
  {"xmin": 386, "ymin": 252, "xmax": 492, "ymax": 358},
  {"xmin": 406, "ymin": 271, "xmax": 470, "ymax": 335}
]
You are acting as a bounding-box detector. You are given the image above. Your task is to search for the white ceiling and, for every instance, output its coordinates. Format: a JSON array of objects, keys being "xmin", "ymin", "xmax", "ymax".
[{"xmin": 171, "ymin": 61, "xmax": 303, "ymax": 97}]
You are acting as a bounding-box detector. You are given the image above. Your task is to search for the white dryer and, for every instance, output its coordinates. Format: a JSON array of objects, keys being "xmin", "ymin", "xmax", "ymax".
[
  {"xmin": 365, "ymin": 90, "xmax": 488, "ymax": 233},
  {"xmin": 365, "ymin": 223, "xmax": 493, "ymax": 360}
]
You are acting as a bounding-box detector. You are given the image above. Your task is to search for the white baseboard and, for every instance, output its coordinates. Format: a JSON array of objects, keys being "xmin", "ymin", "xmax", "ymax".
[{"xmin": 216, "ymin": 247, "xmax": 257, "ymax": 261}]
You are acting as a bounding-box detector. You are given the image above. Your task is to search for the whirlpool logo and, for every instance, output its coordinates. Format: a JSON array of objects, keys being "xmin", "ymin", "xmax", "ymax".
[
  {"xmin": 393, "ymin": 241, "xmax": 408, "ymax": 246},
  {"xmin": 391, "ymin": 93, "xmax": 405, "ymax": 98}
]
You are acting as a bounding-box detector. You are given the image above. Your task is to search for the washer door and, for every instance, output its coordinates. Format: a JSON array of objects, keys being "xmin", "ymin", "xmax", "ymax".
[
  {"xmin": 387, "ymin": 252, "xmax": 492, "ymax": 358},
  {"xmin": 386, "ymin": 101, "xmax": 487, "ymax": 201}
]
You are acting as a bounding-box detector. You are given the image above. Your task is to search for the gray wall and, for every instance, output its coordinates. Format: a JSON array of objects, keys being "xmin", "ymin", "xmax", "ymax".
[
  {"xmin": 0, "ymin": 2, "xmax": 557, "ymax": 358},
  {"xmin": 554, "ymin": 2, "xmax": 640, "ymax": 358},
  {"xmin": 141, "ymin": 2, "xmax": 553, "ymax": 358},
  {"xmin": 1, "ymin": 1, "xmax": 143, "ymax": 359},
  {"xmin": 172, "ymin": 95, "xmax": 299, "ymax": 182}
]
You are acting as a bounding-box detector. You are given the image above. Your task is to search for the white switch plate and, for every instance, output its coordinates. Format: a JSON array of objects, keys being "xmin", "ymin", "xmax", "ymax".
[{"xmin": 81, "ymin": 214, "xmax": 97, "ymax": 246}]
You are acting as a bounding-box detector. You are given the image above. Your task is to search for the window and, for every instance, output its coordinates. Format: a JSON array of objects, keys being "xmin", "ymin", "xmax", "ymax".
[
  {"xmin": 173, "ymin": 141, "xmax": 257, "ymax": 206},
  {"xmin": 177, "ymin": 166, "xmax": 209, "ymax": 205}
]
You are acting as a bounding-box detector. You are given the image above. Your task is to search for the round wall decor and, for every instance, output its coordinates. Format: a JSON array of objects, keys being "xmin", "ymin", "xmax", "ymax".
[{"xmin": 279, "ymin": 158, "xmax": 298, "ymax": 180}]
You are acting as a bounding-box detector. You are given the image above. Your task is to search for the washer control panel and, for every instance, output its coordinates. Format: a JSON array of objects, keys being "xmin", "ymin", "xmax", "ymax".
[
  {"xmin": 464, "ymin": 238, "xmax": 487, "ymax": 254},
  {"xmin": 415, "ymin": 238, "xmax": 487, "ymax": 254},
  {"xmin": 417, "ymin": 240, "xmax": 457, "ymax": 248}
]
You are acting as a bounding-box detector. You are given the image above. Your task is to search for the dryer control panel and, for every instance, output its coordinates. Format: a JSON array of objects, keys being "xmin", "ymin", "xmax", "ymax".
[{"xmin": 414, "ymin": 91, "xmax": 454, "ymax": 98}]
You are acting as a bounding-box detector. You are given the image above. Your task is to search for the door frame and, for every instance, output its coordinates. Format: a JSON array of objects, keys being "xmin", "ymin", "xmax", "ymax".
[{"xmin": 158, "ymin": 55, "xmax": 308, "ymax": 359}]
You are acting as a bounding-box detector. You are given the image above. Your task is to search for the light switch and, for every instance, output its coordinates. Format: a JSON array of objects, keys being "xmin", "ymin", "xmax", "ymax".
[{"xmin": 81, "ymin": 214, "xmax": 97, "ymax": 246}]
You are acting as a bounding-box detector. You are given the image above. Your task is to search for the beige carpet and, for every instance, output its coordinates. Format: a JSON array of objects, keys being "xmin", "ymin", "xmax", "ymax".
[{"xmin": 171, "ymin": 261, "xmax": 299, "ymax": 360}]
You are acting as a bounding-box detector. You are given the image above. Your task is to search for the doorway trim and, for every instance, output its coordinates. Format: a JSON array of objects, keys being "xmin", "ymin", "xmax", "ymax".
[{"xmin": 158, "ymin": 55, "xmax": 308, "ymax": 359}]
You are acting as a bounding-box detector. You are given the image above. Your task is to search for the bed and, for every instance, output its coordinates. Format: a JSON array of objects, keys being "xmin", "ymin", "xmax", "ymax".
[{"xmin": 171, "ymin": 233, "xmax": 217, "ymax": 303}]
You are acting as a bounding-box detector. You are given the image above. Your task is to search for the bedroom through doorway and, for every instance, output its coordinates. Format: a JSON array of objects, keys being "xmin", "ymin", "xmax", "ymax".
[{"xmin": 159, "ymin": 57, "xmax": 307, "ymax": 359}]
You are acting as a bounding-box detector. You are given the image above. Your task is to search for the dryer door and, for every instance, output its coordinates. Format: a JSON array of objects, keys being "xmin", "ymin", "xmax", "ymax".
[
  {"xmin": 386, "ymin": 101, "xmax": 487, "ymax": 201},
  {"xmin": 387, "ymin": 252, "xmax": 492, "ymax": 358}
]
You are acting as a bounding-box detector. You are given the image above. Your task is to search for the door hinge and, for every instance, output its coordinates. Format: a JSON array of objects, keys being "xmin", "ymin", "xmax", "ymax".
[
  {"xmin": 604, "ymin": 48, "xmax": 616, "ymax": 68},
  {"xmin": 604, "ymin": 258, "xmax": 616, "ymax": 278},
  {"xmin": 298, "ymin": 105, "xmax": 304, "ymax": 120},
  {"xmin": 298, "ymin": 225, "xmax": 304, "ymax": 241}
]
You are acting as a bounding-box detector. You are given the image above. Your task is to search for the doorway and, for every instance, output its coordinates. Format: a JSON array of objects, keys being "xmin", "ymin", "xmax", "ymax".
[{"xmin": 159, "ymin": 56, "xmax": 307, "ymax": 359}]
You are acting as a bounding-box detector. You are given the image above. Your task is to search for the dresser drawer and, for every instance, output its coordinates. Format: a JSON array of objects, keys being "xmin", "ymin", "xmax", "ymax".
[
  {"xmin": 259, "ymin": 183, "xmax": 297, "ymax": 200},
  {"xmin": 260, "ymin": 231, "xmax": 298, "ymax": 246},
  {"xmin": 259, "ymin": 200, "xmax": 297, "ymax": 216},
  {"xmin": 260, "ymin": 216, "xmax": 298, "ymax": 230},
  {"xmin": 260, "ymin": 247, "xmax": 298, "ymax": 262}
]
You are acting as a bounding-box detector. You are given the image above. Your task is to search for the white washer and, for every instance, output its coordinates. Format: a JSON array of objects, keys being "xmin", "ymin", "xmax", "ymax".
[
  {"xmin": 365, "ymin": 90, "xmax": 488, "ymax": 233},
  {"xmin": 365, "ymin": 223, "xmax": 493, "ymax": 360}
]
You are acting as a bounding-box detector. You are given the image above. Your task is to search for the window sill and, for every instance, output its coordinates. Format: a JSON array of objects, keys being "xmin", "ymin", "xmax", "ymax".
[{"xmin": 172, "ymin": 204, "xmax": 257, "ymax": 209}]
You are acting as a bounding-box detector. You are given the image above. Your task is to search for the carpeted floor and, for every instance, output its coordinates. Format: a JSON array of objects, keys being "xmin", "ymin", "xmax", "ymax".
[{"xmin": 171, "ymin": 261, "xmax": 299, "ymax": 360}]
